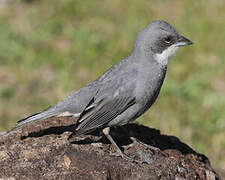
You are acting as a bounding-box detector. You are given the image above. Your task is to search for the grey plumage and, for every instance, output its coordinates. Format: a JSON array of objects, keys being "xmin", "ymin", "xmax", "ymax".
[{"xmin": 14, "ymin": 20, "xmax": 192, "ymax": 160}]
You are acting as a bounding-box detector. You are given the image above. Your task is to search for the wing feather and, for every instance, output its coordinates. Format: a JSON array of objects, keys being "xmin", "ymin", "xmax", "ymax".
[
  {"xmin": 75, "ymin": 70, "xmax": 137, "ymax": 135},
  {"xmin": 75, "ymin": 96, "xmax": 135, "ymax": 135}
]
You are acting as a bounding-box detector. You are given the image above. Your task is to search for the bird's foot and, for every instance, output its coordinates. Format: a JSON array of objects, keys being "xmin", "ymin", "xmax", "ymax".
[
  {"xmin": 121, "ymin": 151, "xmax": 157, "ymax": 164},
  {"xmin": 110, "ymin": 148, "xmax": 155, "ymax": 164},
  {"xmin": 120, "ymin": 152, "xmax": 135, "ymax": 161},
  {"xmin": 108, "ymin": 148, "xmax": 143, "ymax": 163}
]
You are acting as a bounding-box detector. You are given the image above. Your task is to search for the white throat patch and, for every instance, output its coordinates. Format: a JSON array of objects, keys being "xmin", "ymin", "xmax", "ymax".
[{"xmin": 154, "ymin": 44, "xmax": 179, "ymax": 66}]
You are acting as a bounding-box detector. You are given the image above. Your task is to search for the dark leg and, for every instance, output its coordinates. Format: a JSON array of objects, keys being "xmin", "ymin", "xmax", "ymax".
[
  {"xmin": 102, "ymin": 127, "xmax": 134, "ymax": 161},
  {"xmin": 131, "ymin": 137, "xmax": 167, "ymax": 157},
  {"xmin": 131, "ymin": 137, "xmax": 161, "ymax": 151}
]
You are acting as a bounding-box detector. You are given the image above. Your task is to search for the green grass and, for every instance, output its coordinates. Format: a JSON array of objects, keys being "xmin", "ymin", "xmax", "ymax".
[{"xmin": 0, "ymin": 0, "xmax": 224, "ymax": 175}]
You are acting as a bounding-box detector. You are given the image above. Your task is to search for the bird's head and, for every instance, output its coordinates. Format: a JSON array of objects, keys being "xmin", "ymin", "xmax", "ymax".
[{"xmin": 133, "ymin": 20, "xmax": 193, "ymax": 66}]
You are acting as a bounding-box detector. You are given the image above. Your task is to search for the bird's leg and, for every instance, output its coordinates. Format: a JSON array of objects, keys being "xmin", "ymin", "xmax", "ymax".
[
  {"xmin": 102, "ymin": 127, "xmax": 134, "ymax": 161},
  {"xmin": 131, "ymin": 137, "xmax": 167, "ymax": 157},
  {"xmin": 131, "ymin": 137, "xmax": 160, "ymax": 151}
]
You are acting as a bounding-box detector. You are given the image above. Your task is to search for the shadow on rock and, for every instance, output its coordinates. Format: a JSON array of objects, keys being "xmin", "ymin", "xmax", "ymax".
[{"xmin": 20, "ymin": 120, "xmax": 208, "ymax": 163}]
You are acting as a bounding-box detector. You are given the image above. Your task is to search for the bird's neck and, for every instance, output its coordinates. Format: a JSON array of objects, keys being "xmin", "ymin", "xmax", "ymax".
[
  {"xmin": 153, "ymin": 44, "xmax": 179, "ymax": 66},
  {"xmin": 130, "ymin": 51, "xmax": 167, "ymax": 70}
]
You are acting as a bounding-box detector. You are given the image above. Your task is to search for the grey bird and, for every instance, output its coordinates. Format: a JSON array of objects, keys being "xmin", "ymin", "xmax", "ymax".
[{"xmin": 14, "ymin": 20, "xmax": 192, "ymax": 160}]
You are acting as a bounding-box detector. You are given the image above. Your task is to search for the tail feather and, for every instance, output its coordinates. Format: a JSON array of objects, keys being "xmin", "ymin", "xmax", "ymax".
[{"xmin": 14, "ymin": 110, "xmax": 59, "ymax": 129}]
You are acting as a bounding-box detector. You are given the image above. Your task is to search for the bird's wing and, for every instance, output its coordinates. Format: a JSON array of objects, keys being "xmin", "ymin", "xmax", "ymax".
[{"xmin": 75, "ymin": 70, "xmax": 137, "ymax": 135}]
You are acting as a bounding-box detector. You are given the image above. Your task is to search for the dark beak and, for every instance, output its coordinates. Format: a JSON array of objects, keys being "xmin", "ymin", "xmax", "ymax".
[{"xmin": 176, "ymin": 35, "xmax": 193, "ymax": 47}]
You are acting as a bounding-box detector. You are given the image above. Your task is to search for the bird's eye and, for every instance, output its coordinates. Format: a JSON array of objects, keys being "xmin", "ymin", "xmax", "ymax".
[{"xmin": 164, "ymin": 36, "xmax": 172, "ymax": 44}]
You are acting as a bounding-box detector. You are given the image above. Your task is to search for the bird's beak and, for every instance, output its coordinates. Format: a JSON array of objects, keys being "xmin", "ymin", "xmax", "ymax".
[{"xmin": 176, "ymin": 35, "xmax": 193, "ymax": 47}]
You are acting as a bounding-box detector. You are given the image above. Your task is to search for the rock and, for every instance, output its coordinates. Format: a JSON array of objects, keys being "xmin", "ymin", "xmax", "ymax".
[{"xmin": 0, "ymin": 117, "xmax": 222, "ymax": 180}]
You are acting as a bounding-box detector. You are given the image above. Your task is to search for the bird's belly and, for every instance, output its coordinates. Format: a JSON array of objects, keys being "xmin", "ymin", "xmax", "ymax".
[
  {"xmin": 135, "ymin": 77, "xmax": 165, "ymax": 117},
  {"xmin": 107, "ymin": 104, "xmax": 142, "ymax": 127}
]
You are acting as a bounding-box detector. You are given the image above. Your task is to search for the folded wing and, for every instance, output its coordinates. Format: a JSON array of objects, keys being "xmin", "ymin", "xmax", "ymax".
[{"xmin": 75, "ymin": 70, "xmax": 137, "ymax": 135}]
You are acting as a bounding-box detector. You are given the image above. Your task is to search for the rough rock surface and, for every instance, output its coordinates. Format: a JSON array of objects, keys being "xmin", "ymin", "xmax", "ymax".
[{"xmin": 0, "ymin": 117, "xmax": 221, "ymax": 180}]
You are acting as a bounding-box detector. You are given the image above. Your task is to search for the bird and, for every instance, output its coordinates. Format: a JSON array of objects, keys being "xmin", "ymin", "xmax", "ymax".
[{"xmin": 14, "ymin": 20, "xmax": 192, "ymax": 160}]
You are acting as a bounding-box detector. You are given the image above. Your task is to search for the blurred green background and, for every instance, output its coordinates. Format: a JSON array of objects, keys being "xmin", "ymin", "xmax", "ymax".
[{"xmin": 0, "ymin": 0, "xmax": 224, "ymax": 175}]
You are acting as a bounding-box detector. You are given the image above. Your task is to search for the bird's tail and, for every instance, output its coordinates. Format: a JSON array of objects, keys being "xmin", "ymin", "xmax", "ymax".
[{"xmin": 13, "ymin": 108, "xmax": 59, "ymax": 129}]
